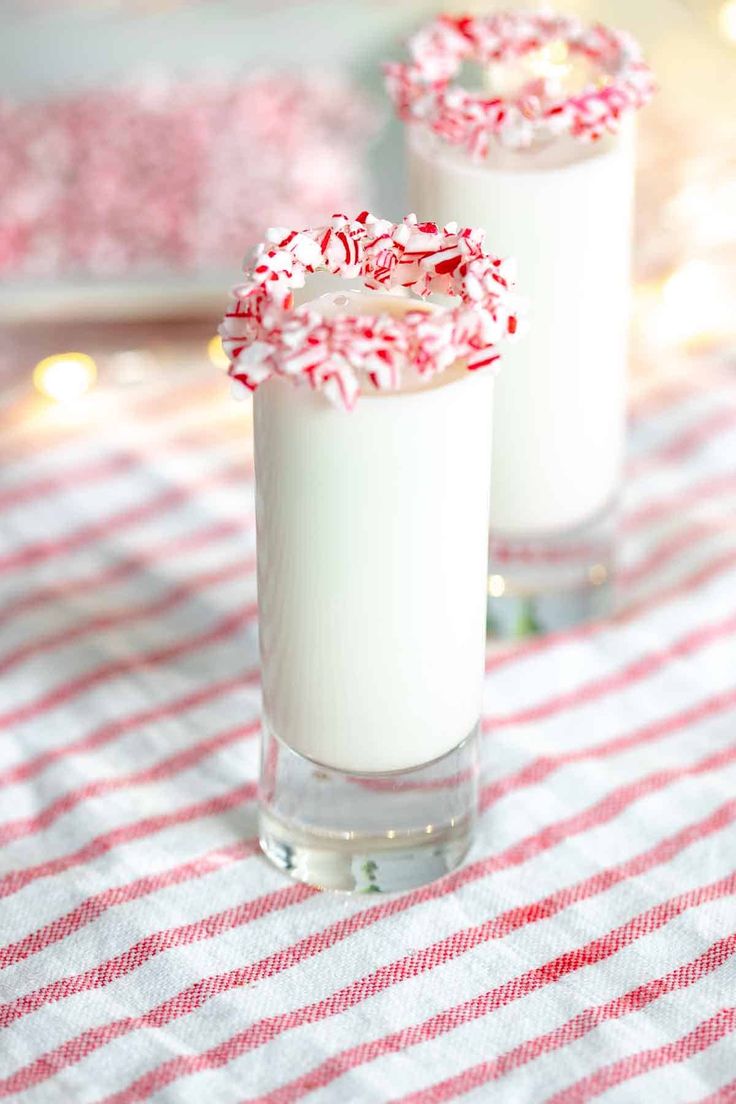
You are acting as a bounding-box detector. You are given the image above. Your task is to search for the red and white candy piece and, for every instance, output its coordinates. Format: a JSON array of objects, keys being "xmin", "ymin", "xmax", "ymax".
[
  {"xmin": 219, "ymin": 211, "xmax": 520, "ymax": 410},
  {"xmin": 385, "ymin": 11, "xmax": 655, "ymax": 156}
]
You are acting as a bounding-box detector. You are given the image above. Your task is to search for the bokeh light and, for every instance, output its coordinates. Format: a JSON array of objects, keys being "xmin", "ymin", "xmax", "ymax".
[
  {"xmin": 32, "ymin": 353, "xmax": 98, "ymax": 403},
  {"xmin": 207, "ymin": 335, "xmax": 230, "ymax": 370},
  {"xmin": 718, "ymin": 0, "xmax": 736, "ymax": 43}
]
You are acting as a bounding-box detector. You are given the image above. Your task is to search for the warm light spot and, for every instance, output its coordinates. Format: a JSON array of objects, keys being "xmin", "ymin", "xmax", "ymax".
[
  {"xmin": 588, "ymin": 564, "xmax": 608, "ymax": 587},
  {"xmin": 208, "ymin": 335, "xmax": 230, "ymax": 370},
  {"xmin": 486, "ymin": 40, "xmax": 570, "ymax": 98},
  {"xmin": 488, "ymin": 574, "xmax": 506, "ymax": 598},
  {"xmin": 33, "ymin": 353, "xmax": 97, "ymax": 403},
  {"xmin": 719, "ymin": 0, "xmax": 736, "ymax": 42}
]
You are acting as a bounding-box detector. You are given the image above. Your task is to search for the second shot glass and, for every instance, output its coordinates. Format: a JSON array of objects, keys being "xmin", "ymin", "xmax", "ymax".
[{"xmin": 387, "ymin": 11, "xmax": 655, "ymax": 636}]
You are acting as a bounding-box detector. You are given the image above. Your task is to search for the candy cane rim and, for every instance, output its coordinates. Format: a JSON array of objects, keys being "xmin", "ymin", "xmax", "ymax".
[
  {"xmin": 219, "ymin": 211, "xmax": 519, "ymax": 411},
  {"xmin": 385, "ymin": 11, "xmax": 655, "ymax": 156}
]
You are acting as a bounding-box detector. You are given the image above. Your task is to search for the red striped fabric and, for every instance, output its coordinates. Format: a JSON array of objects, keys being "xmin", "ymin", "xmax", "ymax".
[
  {"xmin": 545, "ymin": 1007, "xmax": 736, "ymax": 1104},
  {"xmin": 695, "ymin": 1076, "xmax": 736, "ymax": 1104},
  {"xmin": 0, "ymin": 364, "xmax": 735, "ymax": 1103},
  {"xmin": 0, "ymin": 516, "xmax": 244, "ymax": 627},
  {"xmin": 0, "ymin": 555, "xmax": 257, "ymax": 678},
  {"xmin": 388, "ymin": 949, "xmax": 736, "ymax": 1104},
  {"xmin": 89, "ymin": 873, "xmax": 736, "ymax": 1104},
  {"xmin": 273, "ymin": 931, "xmax": 736, "ymax": 1104},
  {"xmin": 0, "ymin": 838, "xmax": 259, "ymax": 970},
  {"xmin": 0, "ymin": 458, "xmax": 246, "ymax": 575},
  {"xmin": 2, "ymin": 744, "xmax": 730, "ymax": 1095},
  {"xmin": 0, "ymin": 719, "xmax": 260, "ymax": 848}
]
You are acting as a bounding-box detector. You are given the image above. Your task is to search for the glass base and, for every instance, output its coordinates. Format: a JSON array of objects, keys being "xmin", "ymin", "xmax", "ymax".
[
  {"xmin": 258, "ymin": 722, "xmax": 479, "ymax": 894},
  {"xmin": 487, "ymin": 504, "xmax": 616, "ymax": 640}
]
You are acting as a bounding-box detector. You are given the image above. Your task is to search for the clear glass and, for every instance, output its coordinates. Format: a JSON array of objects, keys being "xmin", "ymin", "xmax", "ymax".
[
  {"xmin": 408, "ymin": 121, "xmax": 637, "ymax": 636},
  {"xmin": 254, "ymin": 294, "xmax": 493, "ymax": 892},
  {"xmin": 486, "ymin": 498, "xmax": 617, "ymax": 640},
  {"xmin": 260, "ymin": 723, "xmax": 479, "ymax": 893}
]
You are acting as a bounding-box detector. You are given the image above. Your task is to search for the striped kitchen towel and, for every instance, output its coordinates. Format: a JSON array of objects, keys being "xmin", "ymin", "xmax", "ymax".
[{"xmin": 0, "ymin": 354, "xmax": 734, "ymax": 1103}]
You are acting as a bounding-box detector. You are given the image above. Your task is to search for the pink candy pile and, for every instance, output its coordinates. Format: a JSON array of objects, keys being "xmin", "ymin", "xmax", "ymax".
[{"xmin": 0, "ymin": 74, "xmax": 375, "ymax": 279}]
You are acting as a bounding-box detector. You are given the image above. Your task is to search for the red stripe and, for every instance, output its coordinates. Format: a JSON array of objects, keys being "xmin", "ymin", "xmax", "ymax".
[
  {"xmin": 0, "ymin": 414, "xmax": 251, "ymax": 518},
  {"xmin": 0, "ymin": 517, "xmax": 243, "ymax": 629},
  {"xmin": 622, "ymin": 476, "xmax": 736, "ymax": 591},
  {"xmin": 635, "ymin": 373, "xmax": 736, "ymax": 423},
  {"xmin": 0, "ymin": 394, "xmax": 244, "ymax": 511},
  {"xmin": 0, "ymin": 459, "xmax": 245, "ymax": 575},
  {"xmin": 627, "ymin": 374, "xmax": 706, "ymax": 421},
  {"xmin": 620, "ymin": 517, "xmax": 736, "ymax": 590},
  {"xmin": 1, "ymin": 376, "xmax": 228, "ymax": 463},
  {"xmin": 0, "ymin": 451, "xmax": 140, "ymax": 511},
  {"xmin": 0, "ymin": 605, "xmax": 256, "ymax": 734},
  {"xmin": 546, "ymin": 1007, "xmax": 736, "ymax": 1104},
  {"xmin": 484, "ymin": 617, "xmax": 736, "ymax": 731},
  {"xmin": 0, "ymin": 555, "xmax": 256, "ymax": 677},
  {"xmin": 486, "ymin": 545, "xmax": 736, "ymax": 675},
  {"xmin": 265, "ymin": 926, "xmax": 736, "ymax": 1104},
  {"xmin": 0, "ymin": 781, "xmax": 256, "ymax": 904},
  {"xmin": 612, "ymin": 367, "xmax": 731, "ymax": 424},
  {"xmin": 0, "ymin": 719, "xmax": 259, "ymax": 849},
  {"xmin": 624, "ymin": 472, "xmax": 736, "ymax": 533},
  {"xmin": 0, "ymin": 861, "xmax": 313, "ymax": 1030},
  {"xmin": 0, "ymin": 839, "xmax": 258, "ymax": 971},
  {"xmin": 3, "ymin": 742, "xmax": 733, "ymax": 1099},
  {"xmin": 629, "ymin": 404, "xmax": 736, "ymax": 477},
  {"xmin": 0, "ymin": 673, "xmax": 245, "ymax": 789},
  {"xmin": 97, "ymin": 872, "xmax": 736, "ymax": 1104},
  {"xmin": 389, "ymin": 935, "xmax": 736, "ymax": 1104},
  {"xmin": 481, "ymin": 687, "xmax": 736, "ymax": 811},
  {"xmin": 694, "ymin": 1077, "xmax": 736, "ymax": 1104}
]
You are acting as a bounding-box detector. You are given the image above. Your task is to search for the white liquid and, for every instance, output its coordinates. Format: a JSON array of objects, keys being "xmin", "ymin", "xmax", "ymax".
[
  {"xmin": 254, "ymin": 293, "xmax": 494, "ymax": 773},
  {"xmin": 409, "ymin": 122, "xmax": 636, "ymax": 536}
]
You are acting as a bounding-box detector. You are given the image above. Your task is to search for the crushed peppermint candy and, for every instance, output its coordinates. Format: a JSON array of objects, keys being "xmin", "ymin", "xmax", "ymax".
[
  {"xmin": 0, "ymin": 73, "xmax": 374, "ymax": 279},
  {"xmin": 385, "ymin": 11, "xmax": 655, "ymax": 156},
  {"xmin": 219, "ymin": 212, "xmax": 519, "ymax": 410}
]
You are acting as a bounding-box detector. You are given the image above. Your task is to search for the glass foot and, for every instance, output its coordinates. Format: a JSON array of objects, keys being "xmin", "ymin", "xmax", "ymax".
[
  {"xmin": 487, "ymin": 504, "xmax": 616, "ymax": 639},
  {"xmin": 258, "ymin": 722, "xmax": 479, "ymax": 894}
]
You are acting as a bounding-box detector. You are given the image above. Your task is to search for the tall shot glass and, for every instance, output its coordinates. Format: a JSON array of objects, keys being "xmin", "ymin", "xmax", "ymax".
[
  {"xmin": 387, "ymin": 11, "xmax": 655, "ymax": 637},
  {"xmin": 219, "ymin": 214, "xmax": 519, "ymax": 892}
]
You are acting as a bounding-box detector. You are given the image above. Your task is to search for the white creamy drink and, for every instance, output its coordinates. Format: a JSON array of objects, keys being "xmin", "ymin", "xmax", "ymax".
[
  {"xmin": 387, "ymin": 12, "xmax": 654, "ymax": 633},
  {"xmin": 220, "ymin": 212, "xmax": 518, "ymax": 891},
  {"xmin": 255, "ymin": 293, "xmax": 493, "ymax": 774},
  {"xmin": 409, "ymin": 123, "xmax": 635, "ymax": 535}
]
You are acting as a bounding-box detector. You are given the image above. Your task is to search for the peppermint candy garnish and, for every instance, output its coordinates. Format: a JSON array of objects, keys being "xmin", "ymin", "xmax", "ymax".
[
  {"xmin": 385, "ymin": 11, "xmax": 655, "ymax": 156},
  {"xmin": 219, "ymin": 211, "xmax": 519, "ymax": 411}
]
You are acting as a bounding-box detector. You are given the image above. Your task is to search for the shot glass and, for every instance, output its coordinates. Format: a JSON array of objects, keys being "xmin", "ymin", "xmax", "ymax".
[
  {"xmin": 387, "ymin": 11, "xmax": 655, "ymax": 636},
  {"xmin": 220, "ymin": 213, "xmax": 518, "ymax": 891}
]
